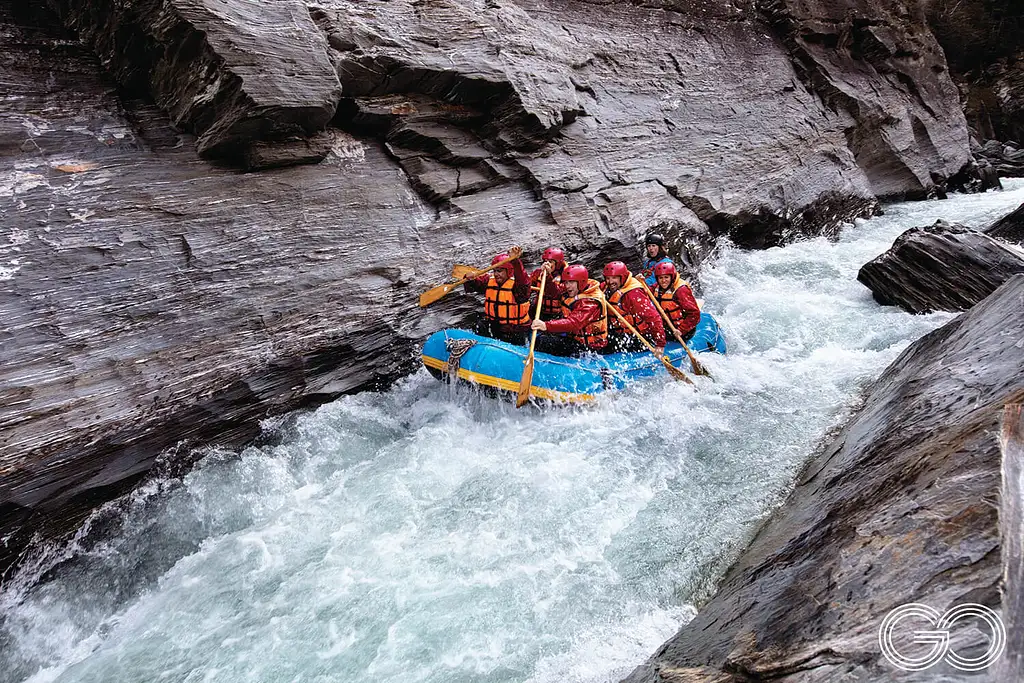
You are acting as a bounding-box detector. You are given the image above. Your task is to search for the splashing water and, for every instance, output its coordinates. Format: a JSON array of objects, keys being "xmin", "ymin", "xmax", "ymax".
[{"xmin": 2, "ymin": 182, "xmax": 1023, "ymax": 683}]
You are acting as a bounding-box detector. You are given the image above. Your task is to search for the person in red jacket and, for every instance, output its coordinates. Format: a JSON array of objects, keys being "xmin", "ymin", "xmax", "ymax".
[
  {"xmin": 463, "ymin": 246, "xmax": 531, "ymax": 344},
  {"xmin": 530, "ymin": 264, "xmax": 609, "ymax": 356},
  {"xmin": 530, "ymin": 246, "xmax": 566, "ymax": 320},
  {"xmin": 601, "ymin": 261, "xmax": 666, "ymax": 354},
  {"xmin": 651, "ymin": 260, "xmax": 701, "ymax": 340}
]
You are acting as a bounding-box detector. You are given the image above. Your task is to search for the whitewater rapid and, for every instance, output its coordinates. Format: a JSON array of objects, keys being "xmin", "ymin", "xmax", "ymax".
[{"xmin": 2, "ymin": 181, "xmax": 1023, "ymax": 683}]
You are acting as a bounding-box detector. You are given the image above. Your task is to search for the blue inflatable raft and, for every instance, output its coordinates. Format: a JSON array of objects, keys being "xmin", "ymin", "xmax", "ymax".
[{"xmin": 421, "ymin": 313, "xmax": 726, "ymax": 404}]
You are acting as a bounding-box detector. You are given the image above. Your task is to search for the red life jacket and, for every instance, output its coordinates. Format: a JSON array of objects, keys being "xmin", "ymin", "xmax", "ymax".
[
  {"xmin": 605, "ymin": 276, "xmax": 656, "ymax": 337},
  {"xmin": 560, "ymin": 279, "xmax": 608, "ymax": 349},
  {"xmin": 653, "ymin": 276, "xmax": 698, "ymax": 328},
  {"xmin": 484, "ymin": 277, "xmax": 530, "ymax": 326}
]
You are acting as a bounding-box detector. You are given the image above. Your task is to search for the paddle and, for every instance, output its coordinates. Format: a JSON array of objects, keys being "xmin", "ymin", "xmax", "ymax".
[
  {"xmin": 638, "ymin": 279, "xmax": 712, "ymax": 378},
  {"xmin": 419, "ymin": 254, "xmax": 518, "ymax": 308},
  {"xmin": 516, "ymin": 269, "xmax": 548, "ymax": 407},
  {"xmin": 607, "ymin": 305, "xmax": 694, "ymax": 385}
]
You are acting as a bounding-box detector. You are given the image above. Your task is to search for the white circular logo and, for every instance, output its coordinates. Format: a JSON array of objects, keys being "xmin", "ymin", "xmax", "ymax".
[{"xmin": 878, "ymin": 603, "xmax": 1006, "ymax": 672}]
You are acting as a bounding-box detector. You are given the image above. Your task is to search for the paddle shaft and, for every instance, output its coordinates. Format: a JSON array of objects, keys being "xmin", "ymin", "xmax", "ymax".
[
  {"xmin": 638, "ymin": 279, "xmax": 711, "ymax": 377},
  {"xmin": 516, "ymin": 269, "xmax": 548, "ymax": 407},
  {"xmin": 607, "ymin": 304, "xmax": 693, "ymax": 385},
  {"xmin": 420, "ymin": 254, "xmax": 519, "ymax": 307},
  {"xmin": 526, "ymin": 270, "xmax": 547, "ymax": 358}
]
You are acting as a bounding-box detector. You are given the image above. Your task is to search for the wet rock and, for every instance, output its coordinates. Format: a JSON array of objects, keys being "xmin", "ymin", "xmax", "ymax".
[
  {"xmin": 975, "ymin": 135, "xmax": 1024, "ymax": 178},
  {"xmin": 623, "ymin": 275, "xmax": 1024, "ymax": 683},
  {"xmin": 857, "ymin": 221, "xmax": 1024, "ymax": 313},
  {"xmin": 0, "ymin": 2, "xmax": 552, "ymax": 573},
  {"xmin": 945, "ymin": 158, "xmax": 1003, "ymax": 193},
  {"xmin": 986, "ymin": 202, "xmax": 1024, "ymax": 244},
  {"xmin": 997, "ymin": 403, "xmax": 1024, "ymax": 682}
]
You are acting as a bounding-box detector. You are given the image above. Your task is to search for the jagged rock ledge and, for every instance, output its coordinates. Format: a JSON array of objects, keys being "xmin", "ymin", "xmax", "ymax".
[
  {"xmin": 623, "ymin": 275, "xmax": 1024, "ymax": 682},
  {"xmin": 0, "ymin": 0, "xmax": 990, "ymax": 578},
  {"xmin": 44, "ymin": 0, "xmax": 343, "ymax": 169}
]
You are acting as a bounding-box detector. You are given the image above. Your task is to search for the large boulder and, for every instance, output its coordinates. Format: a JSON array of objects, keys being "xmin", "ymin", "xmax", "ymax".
[
  {"xmin": 857, "ymin": 221, "xmax": 1024, "ymax": 312},
  {"xmin": 998, "ymin": 402, "xmax": 1024, "ymax": 682},
  {"xmin": 623, "ymin": 275, "xmax": 1024, "ymax": 682}
]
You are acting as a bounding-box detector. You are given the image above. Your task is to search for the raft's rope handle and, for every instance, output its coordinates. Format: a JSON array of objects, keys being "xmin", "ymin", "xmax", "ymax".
[{"xmin": 441, "ymin": 331, "xmax": 681, "ymax": 376}]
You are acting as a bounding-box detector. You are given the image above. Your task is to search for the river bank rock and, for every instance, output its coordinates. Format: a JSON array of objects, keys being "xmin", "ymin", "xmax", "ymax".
[
  {"xmin": 997, "ymin": 403, "xmax": 1024, "ymax": 682},
  {"xmin": 0, "ymin": 0, "xmax": 983, "ymax": 577},
  {"xmin": 622, "ymin": 275, "xmax": 1024, "ymax": 682},
  {"xmin": 986, "ymin": 202, "xmax": 1024, "ymax": 244},
  {"xmin": 857, "ymin": 221, "xmax": 1024, "ymax": 313}
]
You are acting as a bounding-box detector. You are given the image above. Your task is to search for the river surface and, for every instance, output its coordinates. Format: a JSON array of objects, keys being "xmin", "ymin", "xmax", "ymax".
[{"xmin": 2, "ymin": 181, "xmax": 1023, "ymax": 683}]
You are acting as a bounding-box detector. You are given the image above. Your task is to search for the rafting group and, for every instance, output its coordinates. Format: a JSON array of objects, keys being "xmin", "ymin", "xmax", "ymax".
[{"xmin": 418, "ymin": 234, "xmax": 727, "ymax": 405}]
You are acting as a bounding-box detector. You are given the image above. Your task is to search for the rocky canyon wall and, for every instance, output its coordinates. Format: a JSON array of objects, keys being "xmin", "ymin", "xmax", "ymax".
[
  {"xmin": 926, "ymin": 0, "xmax": 1024, "ymax": 175},
  {"xmin": 0, "ymin": 0, "xmax": 978, "ymax": 573}
]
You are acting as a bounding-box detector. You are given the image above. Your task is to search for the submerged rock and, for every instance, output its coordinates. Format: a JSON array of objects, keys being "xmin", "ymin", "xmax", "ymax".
[
  {"xmin": 623, "ymin": 275, "xmax": 1024, "ymax": 682},
  {"xmin": 857, "ymin": 221, "xmax": 1024, "ymax": 312}
]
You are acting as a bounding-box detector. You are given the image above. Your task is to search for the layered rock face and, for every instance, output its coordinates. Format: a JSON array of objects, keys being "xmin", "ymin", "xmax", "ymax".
[
  {"xmin": 858, "ymin": 220, "xmax": 1024, "ymax": 312},
  {"xmin": 623, "ymin": 275, "xmax": 1024, "ymax": 682},
  {"xmin": 0, "ymin": 0, "xmax": 978, "ymax": 573},
  {"xmin": 44, "ymin": 0, "xmax": 344, "ymax": 168},
  {"xmin": 927, "ymin": 0, "xmax": 1024, "ymax": 175}
]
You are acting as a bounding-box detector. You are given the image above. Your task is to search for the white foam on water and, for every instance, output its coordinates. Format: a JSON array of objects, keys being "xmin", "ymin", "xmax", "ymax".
[{"xmin": 2, "ymin": 181, "xmax": 1023, "ymax": 683}]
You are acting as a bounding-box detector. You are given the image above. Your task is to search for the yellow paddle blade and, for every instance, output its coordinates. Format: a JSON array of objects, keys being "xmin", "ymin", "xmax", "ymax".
[
  {"xmin": 418, "ymin": 281, "xmax": 458, "ymax": 307},
  {"xmin": 450, "ymin": 264, "xmax": 481, "ymax": 280},
  {"xmin": 516, "ymin": 355, "xmax": 535, "ymax": 407}
]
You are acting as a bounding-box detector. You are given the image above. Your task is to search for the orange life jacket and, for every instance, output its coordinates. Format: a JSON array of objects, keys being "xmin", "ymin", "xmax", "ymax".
[
  {"xmin": 653, "ymin": 276, "xmax": 698, "ymax": 328},
  {"xmin": 560, "ymin": 279, "xmax": 608, "ymax": 349},
  {"xmin": 484, "ymin": 277, "xmax": 530, "ymax": 326},
  {"xmin": 605, "ymin": 276, "xmax": 655, "ymax": 337}
]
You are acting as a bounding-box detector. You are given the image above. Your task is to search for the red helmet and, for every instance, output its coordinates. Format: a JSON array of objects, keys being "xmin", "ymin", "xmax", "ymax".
[
  {"xmin": 603, "ymin": 261, "xmax": 630, "ymax": 280},
  {"xmin": 562, "ymin": 264, "xmax": 589, "ymax": 284},
  {"xmin": 542, "ymin": 247, "xmax": 565, "ymax": 263},
  {"xmin": 491, "ymin": 253, "xmax": 512, "ymax": 271},
  {"xmin": 654, "ymin": 261, "xmax": 677, "ymax": 278}
]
